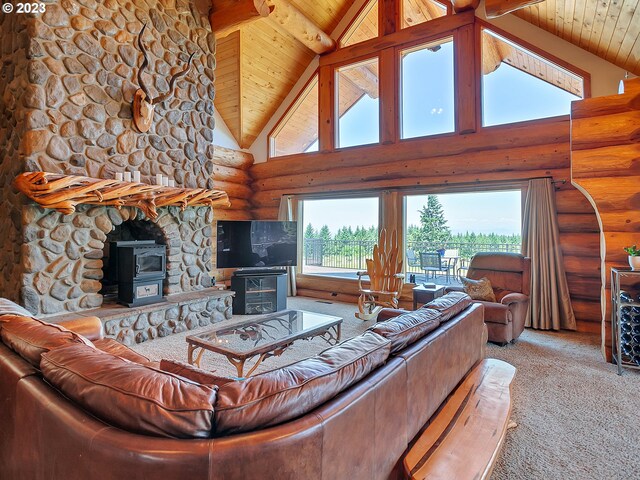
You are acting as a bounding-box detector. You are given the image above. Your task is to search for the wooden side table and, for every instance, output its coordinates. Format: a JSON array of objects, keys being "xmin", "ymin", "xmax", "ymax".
[{"xmin": 412, "ymin": 285, "xmax": 445, "ymax": 310}]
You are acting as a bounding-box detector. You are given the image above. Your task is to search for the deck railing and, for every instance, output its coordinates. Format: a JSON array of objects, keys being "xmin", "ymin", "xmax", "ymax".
[{"xmin": 303, "ymin": 238, "xmax": 521, "ymax": 273}]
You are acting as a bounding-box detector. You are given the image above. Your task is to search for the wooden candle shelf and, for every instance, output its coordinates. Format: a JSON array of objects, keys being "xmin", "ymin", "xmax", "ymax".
[{"xmin": 14, "ymin": 172, "xmax": 230, "ymax": 220}]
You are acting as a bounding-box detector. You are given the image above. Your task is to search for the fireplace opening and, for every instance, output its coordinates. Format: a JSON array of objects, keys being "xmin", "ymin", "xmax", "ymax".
[{"xmin": 102, "ymin": 220, "xmax": 167, "ymax": 307}]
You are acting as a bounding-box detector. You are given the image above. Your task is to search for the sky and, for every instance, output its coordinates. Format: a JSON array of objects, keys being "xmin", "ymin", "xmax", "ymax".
[
  {"xmin": 303, "ymin": 190, "xmax": 521, "ymax": 236},
  {"xmin": 303, "ymin": 31, "xmax": 579, "ymax": 237}
]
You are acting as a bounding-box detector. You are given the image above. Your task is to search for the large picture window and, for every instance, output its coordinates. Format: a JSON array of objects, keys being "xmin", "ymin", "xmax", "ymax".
[
  {"xmin": 301, "ymin": 197, "xmax": 380, "ymax": 278},
  {"xmin": 335, "ymin": 58, "xmax": 380, "ymax": 148},
  {"xmin": 481, "ymin": 28, "xmax": 584, "ymax": 127},
  {"xmin": 404, "ymin": 190, "xmax": 521, "ymax": 285},
  {"xmin": 400, "ymin": 37, "xmax": 455, "ymax": 140}
]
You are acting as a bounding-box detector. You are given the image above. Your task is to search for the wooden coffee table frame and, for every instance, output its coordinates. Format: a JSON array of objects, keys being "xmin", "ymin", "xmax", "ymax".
[{"xmin": 186, "ymin": 310, "xmax": 342, "ymax": 377}]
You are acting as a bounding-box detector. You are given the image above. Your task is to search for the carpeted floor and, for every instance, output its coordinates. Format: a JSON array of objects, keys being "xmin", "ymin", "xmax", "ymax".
[{"xmin": 130, "ymin": 297, "xmax": 640, "ymax": 479}]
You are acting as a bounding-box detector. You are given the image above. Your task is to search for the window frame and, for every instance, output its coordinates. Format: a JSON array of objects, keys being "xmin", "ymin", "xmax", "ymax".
[
  {"xmin": 401, "ymin": 184, "xmax": 525, "ymax": 279},
  {"xmin": 397, "ymin": 35, "xmax": 457, "ymax": 142},
  {"xmin": 267, "ymin": 70, "xmax": 320, "ymax": 160},
  {"xmin": 333, "ymin": 54, "xmax": 382, "ymax": 150},
  {"xmin": 476, "ymin": 20, "xmax": 591, "ymax": 130},
  {"xmin": 298, "ymin": 193, "xmax": 382, "ymax": 279}
]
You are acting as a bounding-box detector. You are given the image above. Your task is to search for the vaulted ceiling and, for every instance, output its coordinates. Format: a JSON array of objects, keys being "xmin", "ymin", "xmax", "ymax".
[{"xmin": 211, "ymin": 0, "xmax": 640, "ymax": 149}]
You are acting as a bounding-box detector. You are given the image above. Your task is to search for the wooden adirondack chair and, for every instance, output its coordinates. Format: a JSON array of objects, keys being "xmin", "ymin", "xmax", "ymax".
[{"xmin": 356, "ymin": 229, "xmax": 404, "ymax": 320}]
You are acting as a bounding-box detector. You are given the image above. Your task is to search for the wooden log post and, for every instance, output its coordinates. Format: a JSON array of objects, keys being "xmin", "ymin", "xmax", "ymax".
[
  {"xmin": 210, "ymin": 0, "xmax": 274, "ymax": 39},
  {"xmin": 266, "ymin": 0, "xmax": 335, "ymax": 54},
  {"xmin": 571, "ymin": 78, "xmax": 640, "ymax": 361},
  {"xmin": 484, "ymin": 0, "xmax": 545, "ymax": 18}
]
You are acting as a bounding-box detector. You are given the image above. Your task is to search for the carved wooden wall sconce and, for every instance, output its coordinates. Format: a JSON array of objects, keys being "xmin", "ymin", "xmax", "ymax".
[{"xmin": 133, "ymin": 24, "xmax": 196, "ymax": 132}]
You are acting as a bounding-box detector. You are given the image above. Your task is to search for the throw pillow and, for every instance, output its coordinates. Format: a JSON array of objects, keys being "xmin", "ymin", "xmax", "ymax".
[{"xmin": 461, "ymin": 277, "xmax": 497, "ymax": 302}]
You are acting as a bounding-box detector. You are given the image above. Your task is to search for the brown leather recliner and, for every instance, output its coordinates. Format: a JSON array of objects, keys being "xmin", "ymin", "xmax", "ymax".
[{"xmin": 449, "ymin": 252, "xmax": 530, "ymax": 345}]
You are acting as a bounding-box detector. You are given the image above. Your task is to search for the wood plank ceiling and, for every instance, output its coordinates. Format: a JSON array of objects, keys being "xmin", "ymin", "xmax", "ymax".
[{"xmin": 211, "ymin": 0, "xmax": 640, "ymax": 150}]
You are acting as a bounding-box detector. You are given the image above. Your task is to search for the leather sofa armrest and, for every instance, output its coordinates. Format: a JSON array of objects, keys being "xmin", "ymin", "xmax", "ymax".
[
  {"xmin": 59, "ymin": 316, "xmax": 104, "ymax": 341},
  {"xmin": 500, "ymin": 292, "xmax": 528, "ymax": 306},
  {"xmin": 377, "ymin": 308, "xmax": 409, "ymax": 322}
]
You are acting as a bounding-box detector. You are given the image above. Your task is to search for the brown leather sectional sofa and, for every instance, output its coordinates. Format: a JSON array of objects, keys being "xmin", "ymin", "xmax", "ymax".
[{"xmin": 0, "ymin": 293, "xmax": 484, "ymax": 480}]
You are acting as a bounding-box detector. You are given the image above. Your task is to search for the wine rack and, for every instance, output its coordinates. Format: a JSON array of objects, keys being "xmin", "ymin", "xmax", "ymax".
[{"xmin": 611, "ymin": 268, "xmax": 640, "ymax": 375}]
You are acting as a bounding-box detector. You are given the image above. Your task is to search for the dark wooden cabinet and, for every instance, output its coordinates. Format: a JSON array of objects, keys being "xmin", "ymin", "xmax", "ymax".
[{"xmin": 231, "ymin": 272, "xmax": 287, "ymax": 315}]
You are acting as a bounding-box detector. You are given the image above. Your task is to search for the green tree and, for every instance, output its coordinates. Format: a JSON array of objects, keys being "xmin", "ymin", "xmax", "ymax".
[
  {"xmin": 319, "ymin": 225, "xmax": 332, "ymax": 241},
  {"xmin": 304, "ymin": 223, "xmax": 317, "ymax": 238},
  {"xmin": 413, "ymin": 195, "xmax": 451, "ymax": 247}
]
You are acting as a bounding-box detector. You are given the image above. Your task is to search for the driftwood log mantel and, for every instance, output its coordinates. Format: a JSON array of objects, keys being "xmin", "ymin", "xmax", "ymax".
[{"xmin": 14, "ymin": 172, "xmax": 230, "ymax": 219}]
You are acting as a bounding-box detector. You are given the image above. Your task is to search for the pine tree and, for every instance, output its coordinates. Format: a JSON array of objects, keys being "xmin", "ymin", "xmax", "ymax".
[
  {"xmin": 413, "ymin": 195, "xmax": 451, "ymax": 247},
  {"xmin": 319, "ymin": 225, "xmax": 332, "ymax": 241},
  {"xmin": 304, "ymin": 223, "xmax": 317, "ymax": 238}
]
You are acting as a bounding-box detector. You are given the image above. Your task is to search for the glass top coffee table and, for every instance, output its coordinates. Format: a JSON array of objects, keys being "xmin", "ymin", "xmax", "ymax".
[{"xmin": 186, "ymin": 309, "xmax": 343, "ymax": 378}]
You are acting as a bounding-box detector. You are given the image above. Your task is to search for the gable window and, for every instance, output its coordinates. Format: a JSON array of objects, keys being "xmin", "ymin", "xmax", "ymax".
[
  {"xmin": 400, "ymin": 37, "xmax": 455, "ymax": 139},
  {"xmin": 340, "ymin": 0, "xmax": 378, "ymax": 48},
  {"xmin": 481, "ymin": 28, "xmax": 585, "ymax": 127},
  {"xmin": 401, "ymin": 0, "xmax": 448, "ymax": 29},
  {"xmin": 336, "ymin": 57, "xmax": 380, "ymax": 148},
  {"xmin": 269, "ymin": 73, "xmax": 319, "ymax": 158}
]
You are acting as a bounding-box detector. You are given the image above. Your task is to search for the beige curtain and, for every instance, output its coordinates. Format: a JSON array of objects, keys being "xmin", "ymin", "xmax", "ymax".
[
  {"xmin": 278, "ymin": 195, "xmax": 297, "ymax": 296},
  {"xmin": 522, "ymin": 178, "xmax": 576, "ymax": 330}
]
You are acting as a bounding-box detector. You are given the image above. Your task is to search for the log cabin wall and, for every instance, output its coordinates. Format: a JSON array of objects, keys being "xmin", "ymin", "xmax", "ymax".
[
  {"xmin": 571, "ymin": 78, "xmax": 640, "ymax": 360},
  {"xmin": 251, "ymin": 116, "xmax": 601, "ymax": 334}
]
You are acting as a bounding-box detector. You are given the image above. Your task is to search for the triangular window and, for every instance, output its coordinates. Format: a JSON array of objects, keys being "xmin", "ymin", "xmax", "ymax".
[
  {"xmin": 401, "ymin": 0, "xmax": 448, "ymax": 29},
  {"xmin": 481, "ymin": 28, "xmax": 585, "ymax": 126},
  {"xmin": 269, "ymin": 73, "xmax": 319, "ymax": 158},
  {"xmin": 340, "ymin": 0, "xmax": 378, "ymax": 48}
]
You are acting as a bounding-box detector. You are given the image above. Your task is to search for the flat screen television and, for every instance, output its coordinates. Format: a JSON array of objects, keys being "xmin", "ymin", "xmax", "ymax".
[{"xmin": 216, "ymin": 220, "xmax": 298, "ymax": 269}]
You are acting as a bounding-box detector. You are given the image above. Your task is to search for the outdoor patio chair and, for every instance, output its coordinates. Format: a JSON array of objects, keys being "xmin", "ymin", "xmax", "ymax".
[{"xmin": 419, "ymin": 252, "xmax": 442, "ymax": 282}]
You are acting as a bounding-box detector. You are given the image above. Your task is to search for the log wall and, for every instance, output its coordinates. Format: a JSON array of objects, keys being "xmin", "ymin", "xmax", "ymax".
[
  {"xmin": 251, "ymin": 117, "xmax": 602, "ymax": 333},
  {"xmin": 212, "ymin": 145, "xmax": 255, "ymax": 283},
  {"xmin": 571, "ymin": 77, "xmax": 640, "ymax": 360},
  {"xmin": 213, "ymin": 145, "xmax": 255, "ymax": 221}
]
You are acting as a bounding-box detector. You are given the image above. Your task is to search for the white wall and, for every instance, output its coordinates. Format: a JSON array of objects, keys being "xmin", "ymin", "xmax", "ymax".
[
  {"xmin": 213, "ymin": 108, "xmax": 242, "ymax": 150},
  {"xmin": 248, "ymin": 4, "xmax": 628, "ymax": 162}
]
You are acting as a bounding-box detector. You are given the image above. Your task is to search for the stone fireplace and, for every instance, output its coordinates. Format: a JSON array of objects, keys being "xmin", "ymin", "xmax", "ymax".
[{"xmin": 0, "ymin": 0, "xmax": 234, "ymax": 343}]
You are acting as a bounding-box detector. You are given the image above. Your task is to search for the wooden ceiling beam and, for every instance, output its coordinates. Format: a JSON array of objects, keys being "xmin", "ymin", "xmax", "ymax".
[
  {"xmin": 210, "ymin": 0, "xmax": 274, "ymax": 39},
  {"xmin": 484, "ymin": 0, "xmax": 545, "ymax": 19},
  {"xmin": 266, "ymin": 0, "xmax": 336, "ymax": 54},
  {"xmin": 451, "ymin": 0, "xmax": 480, "ymax": 13}
]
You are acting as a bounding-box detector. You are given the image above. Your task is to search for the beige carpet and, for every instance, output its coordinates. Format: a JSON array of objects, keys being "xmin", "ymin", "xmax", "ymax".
[{"xmin": 130, "ymin": 297, "xmax": 640, "ymax": 479}]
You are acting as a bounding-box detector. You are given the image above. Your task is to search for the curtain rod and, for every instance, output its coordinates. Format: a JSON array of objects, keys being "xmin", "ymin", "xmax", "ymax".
[{"xmin": 274, "ymin": 177, "xmax": 568, "ymax": 200}]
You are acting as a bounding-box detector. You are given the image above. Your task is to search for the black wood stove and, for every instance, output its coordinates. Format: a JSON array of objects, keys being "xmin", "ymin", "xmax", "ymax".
[{"xmin": 107, "ymin": 240, "xmax": 166, "ymax": 307}]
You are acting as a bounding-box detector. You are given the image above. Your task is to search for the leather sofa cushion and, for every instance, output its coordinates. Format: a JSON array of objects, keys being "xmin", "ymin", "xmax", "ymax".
[
  {"xmin": 0, "ymin": 315, "xmax": 93, "ymax": 367},
  {"xmin": 371, "ymin": 308, "xmax": 441, "ymax": 354},
  {"xmin": 214, "ymin": 331, "xmax": 391, "ymax": 435},
  {"xmin": 424, "ymin": 292, "xmax": 473, "ymax": 321},
  {"xmin": 160, "ymin": 359, "xmax": 234, "ymax": 387},
  {"xmin": 41, "ymin": 343, "xmax": 217, "ymax": 439},
  {"xmin": 94, "ymin": 338, "xmax": 151, "ymax": 365}
]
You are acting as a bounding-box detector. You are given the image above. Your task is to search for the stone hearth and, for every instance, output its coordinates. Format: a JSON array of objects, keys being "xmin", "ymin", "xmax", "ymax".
[{"xmin": 45, "ymin": 288, "xmax": 232, "ymax": 345}]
